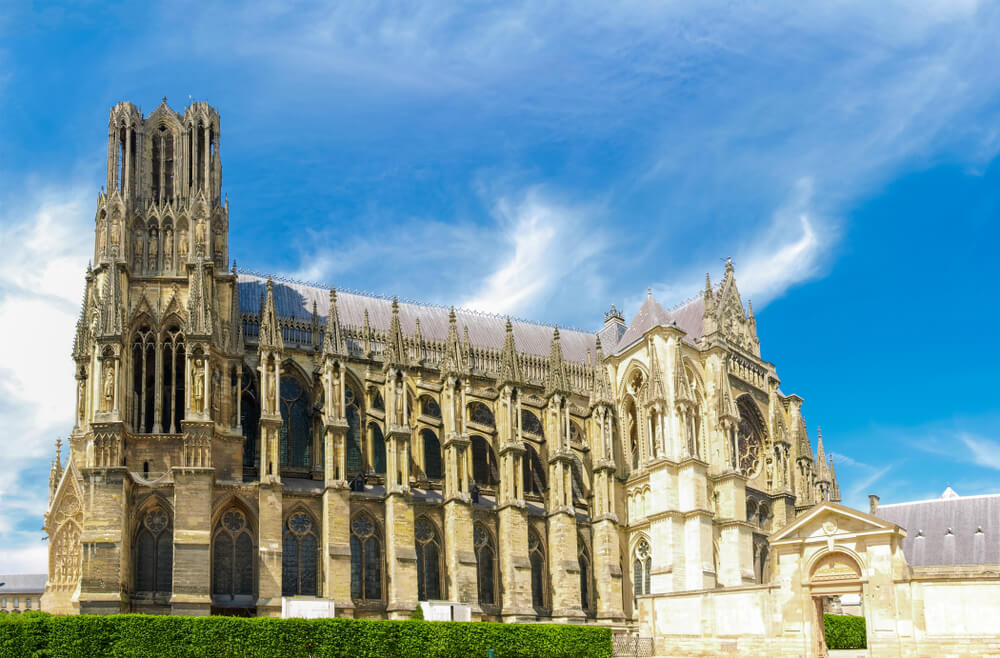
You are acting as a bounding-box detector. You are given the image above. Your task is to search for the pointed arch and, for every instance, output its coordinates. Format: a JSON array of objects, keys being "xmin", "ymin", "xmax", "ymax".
[
  {"xmin": 211, "ymin": 498, "xmax": 256, "ymax": 603},
  {"xmin": 350, "ymin": 511, "xmax": 384, "ymax": 603},
  {"xmin": 282, "ymin": 505, "xmax": 319, "ymax": 596},
  {"xmin": 578, "ymin": 530, "xmax": 593, "ymax": 614},
  {"xmin": 529, "ymin": 526, "xmax": 548, "ymax": 613},
  {"xmin": 632, "ymin": 535, "xmax": 652, "ymax": 597},
  {"xmin": 160, "ymin": 322, "xmax": 185, "ymax": 433},
  {"xmin": 414, "ymin": 515, "xmax": 443, "ymax": 601},
  {"xmin": 468, "ymin": 401, "xmax": 495, "ymax": 428},
  {"xmin": 474, "ymin": 523, "xmax": 498, "ymax": 607},
  {"xmin": 471, "ymin": 435, "xmax": 499, "ymax": 487},
  {"xmin": 133, "ymin": 499, "xmax": 173, "ymax": 596},
  {"xmin": 523, "ymin": 443, "xmax": 547, "ymax": 495},
  {"xmin": 421, "ymin": 428, "xmax": 442, "ymax": 480}
]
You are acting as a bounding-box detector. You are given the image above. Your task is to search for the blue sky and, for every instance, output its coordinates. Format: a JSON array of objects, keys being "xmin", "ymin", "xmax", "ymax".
[{"xmin": 2, "ymin": 1, "xmax": 1000, "ymax": 572}]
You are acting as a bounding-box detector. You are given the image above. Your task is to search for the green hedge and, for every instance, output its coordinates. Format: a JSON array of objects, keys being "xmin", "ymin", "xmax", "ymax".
[
  {"xmin": 0, "ymin": 613, "xmax": 611, "ymax": 658},
  {"xmin": 824, "ymin": 613, "xmax": 866, "ymax": 650}
]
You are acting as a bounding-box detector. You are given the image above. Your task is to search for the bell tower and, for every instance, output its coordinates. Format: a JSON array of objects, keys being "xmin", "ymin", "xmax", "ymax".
[{"xmin": 65, "ymin": 98, "xmax": 243, "ymax": 616}]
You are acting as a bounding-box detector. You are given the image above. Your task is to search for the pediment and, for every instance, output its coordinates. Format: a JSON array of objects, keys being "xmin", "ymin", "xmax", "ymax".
[{"xmin": 770, "ymin": 502, "xmax": 900, "ymax": 543}]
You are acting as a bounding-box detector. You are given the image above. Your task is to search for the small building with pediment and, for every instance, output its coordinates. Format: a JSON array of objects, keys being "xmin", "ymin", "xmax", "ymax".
[{"xmin": 639, "ymin": 501, "xmax": 1000, "ymax": 656}]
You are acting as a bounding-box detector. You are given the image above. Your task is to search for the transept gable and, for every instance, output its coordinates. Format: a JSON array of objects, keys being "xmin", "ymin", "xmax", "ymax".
[
  {"xmin": 704, "ymin": 259, "xmax": 761, "ymax": 357},
  {"xmin": 614, "ymin": 292, "xmax": 673, "ymax": 354},
  {"xmin": 45, "ymin": 459, "xmax": 83, "ymax": 535}
]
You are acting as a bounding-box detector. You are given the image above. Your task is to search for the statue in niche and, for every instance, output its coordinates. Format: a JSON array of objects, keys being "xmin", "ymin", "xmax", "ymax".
[
  {"xmin": 163, "ymin": 229, "xmax": 173, "ymax": 268},
  {"xmin": 110, "ymin": 216, "xmax": 121, "ymax": 251},
  {"xmin": 102, "ymin": 363, "xmax": 114, "ymax": 412},
  {"xmin": 133, "ymin": 231, "xmax": 143, "ymax": 269},
  {"xmin": 192, "ymin": 358, "xmax": 205, "ymax": 412},
  {"xmin": 394, "ymin": 377, "xmax": 404, "ymax": 425},
  {"xmin": 77, "ymin": 379, "xmax": 86, "ymax": 421},
  {"xmin": 330, "ymin": 366, "xmax": 342, "ymax": 418},
  {"xmin": 178, "ymin": 229, "xmax": 189, "ymax": 259},
  {"xmin": 265, "ymin": 364, "xmax": 276, "ymax": 414},
  {"xmin": 148, "ymin": 229, "xmax": 158, "ymax": 270},
  {"xmin": 96, "ymin": 222, "xmax": 105, "ymax": 254},
  {"xmin": 195, "ymin": 220, "xmax": 206, "ymax": 248}
]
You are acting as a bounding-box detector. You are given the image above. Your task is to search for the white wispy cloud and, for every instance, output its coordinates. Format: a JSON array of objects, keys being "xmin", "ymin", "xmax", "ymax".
[
  {"xmin": 959, "ymin": 433, "xmax": 1000, "ymax": 470},
  {"xmin": 0, "ymin": 180, "xmax": 93, "ymax": 573}
]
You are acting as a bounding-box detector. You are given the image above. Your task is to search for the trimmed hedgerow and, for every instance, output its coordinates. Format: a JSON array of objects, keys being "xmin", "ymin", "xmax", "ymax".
[
  {"xmin": 0, "ymin": 613, "xmax": 612, "ymax": 658},
  {"xmin": 824, "ymin": 613, "xmax": 866, "ymax": 650}
]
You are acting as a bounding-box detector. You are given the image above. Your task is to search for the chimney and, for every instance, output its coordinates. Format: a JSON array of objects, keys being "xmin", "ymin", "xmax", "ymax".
[{"xmin": 869, "ymin": 494, "xmax": 880, "ymax": 515}]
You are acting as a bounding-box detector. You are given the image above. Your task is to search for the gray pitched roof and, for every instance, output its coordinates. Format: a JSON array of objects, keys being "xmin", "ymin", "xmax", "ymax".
[
  {"xmin": 0, "ymin": 574, "xmax": 46, "ymax": 594},
  {"xmin": 876, "ymin": 491, "xmax": 1000, "ymax": 567},
  {"xmin": 613, "ymin": 292, "xmax": 707, "ymax": 355},
  {"xmin": 238, "ymin": 274, "xmax": 598, "ymax": 363}
]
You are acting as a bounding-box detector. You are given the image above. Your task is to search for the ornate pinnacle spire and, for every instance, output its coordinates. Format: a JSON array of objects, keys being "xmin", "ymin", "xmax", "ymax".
[
  {"xmin": 672, "ymin": 339, "xmax": 694, "ymax": 407},
  {"xmin": 383, "ymin": 297, "xmax": 408, "ymax": 370},
  {"xmin": 648, "ymin": 342, "xmax": 668, "ymax": 403},
  {"xmin": 310, "ymin": 300, "xmax": 321, "ymax": 351},
  {"xmin": 715, "ymin": 362, "xmax": 739, "ymax": 423},
  {"xmin": 322, "ymin": 287, "xmax": 346, "ymax": 358},
  {"xmin": 186, "ymin": 260, "xmax": 213, "ymax": 337},
  {"xmin": 796, "ymin": 418, "xmax": 813, "ymax": 462},
  {"xmin": 230, "ymin": 269, "xmax": 244, "ymax": 353},
  {"xmin": 815, "ymin": 428, "xmax": 830, "ymax": 482},
  {"xmin": 590, "ymin": 335, "xmax": 613, "ymax": 407},
  {"xmin": 97, "ymin": 261, "xmax": 124, "ymax": 338},
  {"xmin": 545, "ymin": 326, "xmax": 569, "ymax": 398},
  {"xmin": 440, "ymin": 306, "xmax": 465, "ymax": 378},
  {"xmin": 413, "ymin": 317, "xmax": 424, "ymax": 365},
  {"xmin": 73, "ymin": 268, "xmax": 94, "ymax": 360},
  {"xmin": 829, "ymin": 454, "xmax": 841, "ymax": 502},
  {"xmin": 362, "ymin": 308, "xmax": 372, "ymax": 357},
  {"xmin": 257, "ymin": 277, "xmax": 284, "ymax": 352},
  {"xmin": 49, "ymin": 438, "xmax": 64, "ymax": 501},
  {"xmin": 499, "ymin": 317, "xmax": 523, "ymax": 386}
]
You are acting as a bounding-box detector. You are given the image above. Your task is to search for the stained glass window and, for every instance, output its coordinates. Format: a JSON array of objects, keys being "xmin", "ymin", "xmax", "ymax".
[
  {"xmin": 474, "ymin": 524, "xmax": 497, "ymax": 606},
  {"xmin": 420, "ymin": 396, "xmax": 440, "ymax": 418},
  {"xmin": 634, "ymin": 539, "xmax": 651, "ymax": 596},
  {"xmin": 523, "ymin": 444, "xmax": 547, "ymax": 495},
  {"xmin": 736, "ymin": 398, "xmax": 764, "ymax": 478},
  {"xmin": 521, "ymin": 410, "xmax": 543, "ymax": 436},
  {"xmin": 371, "ymin": 423, "xmax": 386, "ymax": 474},
  {"xmin": 578, "ymin": 537, "xmax": 591, "ymax": 611},
  {"xmin": 471, "ymin": 436, "xmax": 499, "ymax": 486},
  {"xmin": 470, "ymin": 402, "xmax": 494, "ymax": 427},
  {"xmin": 350, "ymin": 513, "xmax": 382, "ymax": 602},
  {"xmin": 279, "ymin": 376, "xmax": 310, "ymax": 468},
  {"xmin": 529, "ymin": 529, "xmax": 547, "ymax": 611},
  {"xmin": 212, "ymin": 508, "xmax": 254, "ymax": 599},
  {"xmin": 346, "ymin": 404, "xmax": 362, "ymax": 473},
  {"xmin": 241, "ymin": 373, "xmax": 260, "ymax": 473},
  {"xmin": 282, "ymin": 512, "xmax": 318, "ymax": 596},
  {"xmin": 422, "ymin": 429, "xmax": 442, "ymax": 480},
  {"xmin": 134, "ymin": 507, "xmax": 172, "ymax": 594},
  {"xmin": 414, "ymin": 517, "xmax": 442, "ymax": 601}
]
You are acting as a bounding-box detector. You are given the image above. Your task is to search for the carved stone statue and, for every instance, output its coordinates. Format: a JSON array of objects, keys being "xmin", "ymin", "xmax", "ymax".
[
  {"xmin": 195, "ymin": 219, "xmax": 206, "ymax": 246},
  {"xmin": 192, "ymin": 358, "xmax": 204, "ymax": 412},
  {"xmin": 111, "ymin": 217, "xmax": 121, "ymax": 250},
  {"xmin": 102, "ymin": 364, "xmax": 114, "ymax": 412},
  {"xmin": 265, "ymin": 366, "xmax": 276, "ymax": 414},
  {"xmin": 77, "ymin": 380, "xmax": 86, "ymax": 421},
  {"xmin": 133, "ymin": 231, "xmax": 143, "ymax": 269},
  {"xmin": 179, "ymin": 229, "xmax": 189, "ymax": 258},
  {"xmin": 148, "ymin": 229, "xmax": 158, "ymax": 267},
  {"xmin": 96, "ymin": 222, "xmax": 104, "ymax": 253},
  {"xmin": 163, "ymin": 229, "xmax": 173, "ymax": 266}
]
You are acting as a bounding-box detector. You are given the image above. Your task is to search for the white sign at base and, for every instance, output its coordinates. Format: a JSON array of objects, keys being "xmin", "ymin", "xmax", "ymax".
[
  {"xmin": 281, "ymin": 597, "xmax": 336, "ymax": 619},
  {"xmin": 419, "ymin": 601, "xmax": 472, "ymax": 622}
]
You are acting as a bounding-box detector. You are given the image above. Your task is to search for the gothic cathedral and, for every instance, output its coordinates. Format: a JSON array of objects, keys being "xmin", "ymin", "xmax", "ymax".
[{"xmin": 43, "ymin": 99, "xmax": 841, "ymax": 621}]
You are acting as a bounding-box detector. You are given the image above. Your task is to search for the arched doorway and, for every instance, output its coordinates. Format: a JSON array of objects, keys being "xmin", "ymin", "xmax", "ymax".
[{"xmin": 807, "ymin": 550, "xmax": 870, "ymax": 657}]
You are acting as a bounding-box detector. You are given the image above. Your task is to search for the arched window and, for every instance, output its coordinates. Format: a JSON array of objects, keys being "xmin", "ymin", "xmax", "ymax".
[
  {"xmin": 241, "ymin": 372, "xmax": 260, "ymax": 478},
  {"xmin": 422, "ymin": 429, "xmax": 442, "ymax": 480},
  {"xmin": 282, "ymin": 511, "xmax": 318, "ymax": 596},
  {"xmin": 134, "ymin": 507, "xmax": 172, "ymax": 594},
  {"xmin": 350, "ymin": 513, "xmax": 383, "ymax": 602},
  {"xmin": 570, "ymin": 421, "xmax": 585, "ymax": 444},
  {"xmin": 471, "ymin": 435, "xmax": 499, "ymax": 486},
  {"xmin": 633, "ymin": 539, "xmax": 651, "ymax": 597},
  {"xmin": 523, "ymin": 444, "xmax": 547, "ymax": 495},
  {"xmin": 521, "ymin": 409, "xmax": 543, "ymax": 437},
  {"xmin": 345, "ymin": 384, "xmax": 362, "ymax": 473},
  {"xmin": 529, "ymin": 528, "xmax": 547, "ymax": 612},
  {"xmin": 736, "ymin": 397, "xmax": 765, "ymax": 478},
  {"xmin": 370, "ymin": 423, "xmax": 386, "ymax": 474},
  {"xmin": 625, "ymin": 397, "xmax": 639, "ymax": 470},
  {"xmin": 130, "ymin": 325, "xmax": 156, "ymax": 433},
  {"xmin": 371, "ymin": 389, "xmax": 384, "ymax": 411},
  {"xmin": 414, "ymin": 517, "xmax": 442, "ymax": 601},
  {"xmin": 474, "ymin": 524, "xmax": 498, "ymax": 607},
  {"xmin": 161, "ymin": 325, "xmax": 185, "ymax": 433},
  {"xmin": 469, "ymin": 401, "xmax": 495, "ymax": 428},
  {"xmin": 578, "ymin": 535, "xmax": 592, "ymax": 612},
  {"xmin": 420, "ymin": 395, "xmax": 441, "ymax": 419},
  {"xmin": 212, "ymin": 508, "xmax": 254, "ymax": 601},
  {"xmin": 571, "ymin": 462, "xmax": 587, "ymax": 504},
  {"xmin": 279, "ymin": 376, "xmax": 310, "ymax": 468}
]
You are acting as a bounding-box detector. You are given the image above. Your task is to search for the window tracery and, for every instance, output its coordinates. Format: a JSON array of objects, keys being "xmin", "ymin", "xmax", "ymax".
[
  {"xmin": 529, "ymin": 528, "xmax": 548, "ymax": 612},
  {"xmin": 350, "ymin": 513, "xmax": 383, "ymax": 602},
  {"xmin": 212, "ymin": 507, "xmax": 254, "ymax": 600},
  {"xmin": 279, "ymin": 375, "xmax": 310, "ymax": 468},
  {"xmin": 520, "ymin": 409, "xmax": 543, "ymax": 437},
  {"xmin": 474, "ymin": 523, "xmax": 498, "ymax": 607},
  {"xmin": 135, "ymin": 506, "xmax": 172, "ymax": 594},
  {"xmin": 161, "ymin": 325, "xmax": 185, "ymax": 433},
  {"xmin": 414, "ymin": 516, "xmax": 442, "ymax": 601},
  {"xmin": 469, "ymin": 402, "xmax": 495, "ymax": 428},
  {"xmin": 633, "ymin": 539, "xmax": 651, "ymax": 597},
  {"xmin": 420, "ymin": 395, "xmax": 441, "ymax": 419},
  {"xmin": 736, "ymin": 398, "xmax": 765, "ymax": 478},
  {"xmin": 130, "ymin": 325, "xmax": 156, "ymax": 433},
  {"xmin": 282, "ymin": 511, "xmax": 318, "ymax": 596}
]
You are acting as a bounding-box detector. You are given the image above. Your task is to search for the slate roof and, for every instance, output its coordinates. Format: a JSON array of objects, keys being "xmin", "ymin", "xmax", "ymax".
[
  {"xmin": 612, "ymin": 292, "xmax": 707, "ymax": 355},
  {"xmin": 0, "ymin": 574, "xmax": 46, "ymax": 594},
  {"xmin": 876, "ymin": 490, "xmax": 1000, "ymax": 567},
  {"xmin": 238, "ymin": 274, "xmax": 599, "ymax": 364}
]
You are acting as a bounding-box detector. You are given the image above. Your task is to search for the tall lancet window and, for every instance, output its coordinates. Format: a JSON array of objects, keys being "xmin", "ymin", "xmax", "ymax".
[
  {"xmin": 529, "ymin": 528, "xmax": 548, "ymax": 613},
  {"xmin": 134, "ymin": 507, "xmax": 172, "ymax": 595},
  {"xmin": 130, "ymin": 325, "xmax": 156, "ymax": 433},
  {"xmin": 160, "ymin": 325, "xmax": 185, "ymax": 433},
  {"xmin": 414, "ymin": 517, "xmax": 442, "ymax": 601},
  {"xmin": 633, "ymin": 539, "xmax": 651, "ymax": 597},
  {"xmin": 282, "ymin": 511, "xmax": 318, "ymax": 596},
  {"xmin": 474, "ymin": 524, "xmax": 498, "ymax": 607},
  {"xmin": 279, "ymin": 375, "xmax": 310, "ymax": 469}
]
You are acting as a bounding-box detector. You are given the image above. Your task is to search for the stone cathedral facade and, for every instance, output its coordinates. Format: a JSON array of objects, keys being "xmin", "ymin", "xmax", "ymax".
[{"xmin": 42, "ymin": 99, "xmax": 842, "ymax": 621}]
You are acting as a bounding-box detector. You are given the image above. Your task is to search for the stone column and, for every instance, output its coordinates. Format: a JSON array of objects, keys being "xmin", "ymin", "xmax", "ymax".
[
  {"xmin": 496, "ymin": 390, "xmax": 532, "ymax": 619},
  {"xmin": 679, "ymin": 457, "xmax": 715, "ymax": 590},
  {"xmin": 711, "ymin": 470, "xmax": 754, "ymax": 587}
]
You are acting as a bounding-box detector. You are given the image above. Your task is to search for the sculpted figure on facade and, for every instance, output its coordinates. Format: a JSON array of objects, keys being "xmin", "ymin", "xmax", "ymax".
[
  {"xmin": 163, "ymin": 228, "xmax": 173, "ymax": 268},
  {"xmin": 192, "ymin": 357, "xmax": 204, "ymax": 412},
  {"xmin": 179, "ymin": 229, "xmax": 188, "ymax": 259},
  {"xmin": 101, "ymin": 362, "xmax": 114, "ymax": 412}
]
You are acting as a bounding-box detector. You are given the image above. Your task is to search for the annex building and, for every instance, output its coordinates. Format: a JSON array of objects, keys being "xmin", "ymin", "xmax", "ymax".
[{"xmin": 41, "ymin": 100, "xmax": 1000, "ymax": 656}]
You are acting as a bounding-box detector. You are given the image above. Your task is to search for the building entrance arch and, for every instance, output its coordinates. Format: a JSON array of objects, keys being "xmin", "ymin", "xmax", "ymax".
[{"xmin": 806, "ymin": 549, "xmax": 870, "ymax": 657}]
